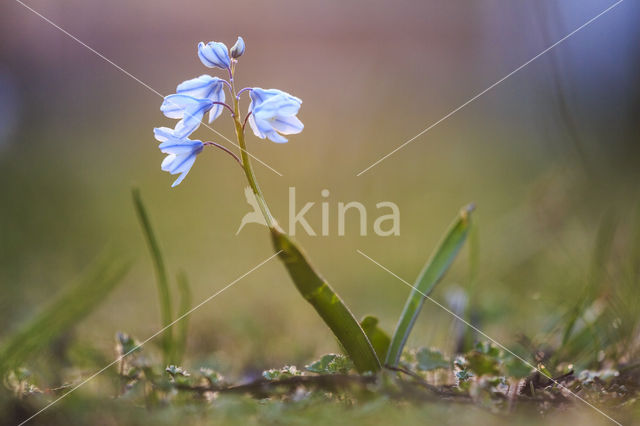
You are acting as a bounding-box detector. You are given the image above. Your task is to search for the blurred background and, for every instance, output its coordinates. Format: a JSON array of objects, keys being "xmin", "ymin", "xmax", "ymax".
[{"xmin": 0, "ymin": 0, "xmax": 638, "ymax": 391}]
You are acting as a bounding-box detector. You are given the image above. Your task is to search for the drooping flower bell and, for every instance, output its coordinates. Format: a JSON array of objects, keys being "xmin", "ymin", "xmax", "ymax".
[
  {"xmin": 160, "ymin": 94, "xmax": 214, "ymax": 138},
  {"xmin": 197, "ymin": 41, "xmax": 231, "ymax": 70},
  {"xmin": 154, "ymin": 127, "xmax": 204, "ymax": 187},
  {"xmin": 248, "ymin": 88, "xmax": 304, "ymax": 143},
  {"xmin": 176, "ymin": 75, "xmax": 226, "ymax": 123}
]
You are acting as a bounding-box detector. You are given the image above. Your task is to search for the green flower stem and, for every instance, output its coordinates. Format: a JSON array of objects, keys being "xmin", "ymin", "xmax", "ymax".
[
  {"xmin": 232, "ymin": 100, "xmax": 275, "ymax": 228},
  {"xmin": 230, "ymin": 77, "xmax": 380, "ymax": 373}
]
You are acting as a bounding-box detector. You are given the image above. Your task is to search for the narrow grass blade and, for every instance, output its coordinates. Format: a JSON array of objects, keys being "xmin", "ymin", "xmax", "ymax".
[
  {"xmin": 132, "ymin": 188, "xmax": 174, "ymax": 365},
  {"xmin": 0, "ymin": 250, "xmax": 131, "ymax": 375},
  {"xmin": 561, "ymin": 213, "xmax": 616, "ymax": 346},
  {"xmin": 271, "ymin": 228, "xmax": 381, "ymax": 373},
  {"xmin": 385, "ymin": 204, "xmax": 474, "ymax": 367},
  {"xmin": 174, "ymin": 270, "xmax": 192, "ymax": 364}
]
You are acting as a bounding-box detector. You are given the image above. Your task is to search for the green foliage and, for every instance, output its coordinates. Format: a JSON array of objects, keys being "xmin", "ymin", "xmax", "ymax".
[
  {"xmin": 561, "ymin": 213, "xmax": 616, "ymax": 349},
  {"xmin": 0, "ymin": 249, "xmax": 130, "ymax": 375},
  {"xmin": 415, "ymin": 348, "xmax": 449, "ymax": 371},
  {"xmin": 4, "ymin": 368, "xmax": 40, "ymax": 397},
  {"xmin": 271, "ymin": 227, "xmax": 380, "ymax": 373},
  {"xmin": 551, "ymin": 208, "xmax": 640, "ymax": 369},
  {"xmin": 456, "ymin": 342, "xmax": 534, "ymax": 380},
  {"xmin": 262, "ymin": 365, "xmax": 303, "ymax": 380},
  {"xmin": 360, "ymin": 316, "xmax": 391, "ymax": 363},
  {"xmin": 386, "ymin": 204, "xmax": 474, "ymax": 367},
  {"xmin": 116, "ymin": 332, "xmax": 141, "ymax": 357},
  {"xmin": 465, "ymin": 351, "xmax": 500, "ymax": 377},
  {"xmin": 165, "ymin": 365, "xmax": 190, "ymax": 378},
  {"xmin": 200, "ymin": 367, "xmax": 226, "ymax": 386},
  {"xmin": 305, "ymin": 354, "xmax": 354, "ymax": 374},
  {"xmin": 503, "ymin": 356, "xmax": 533, "ymax": 379}
]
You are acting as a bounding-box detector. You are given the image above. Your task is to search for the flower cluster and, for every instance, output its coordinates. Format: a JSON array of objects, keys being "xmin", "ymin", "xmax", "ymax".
[{"xmin": 154, "ymin": 37, "xmax": 303, "ymax": 187}]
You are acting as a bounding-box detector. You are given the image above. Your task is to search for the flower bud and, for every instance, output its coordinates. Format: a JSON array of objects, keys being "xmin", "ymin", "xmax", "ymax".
[
  {"xmin": 197, "ymin": 41, "xmax": 231, "ymax": 69},
  {"xmin": 230, "ymin": 37, "xmax": 245, "ymax": 59}
]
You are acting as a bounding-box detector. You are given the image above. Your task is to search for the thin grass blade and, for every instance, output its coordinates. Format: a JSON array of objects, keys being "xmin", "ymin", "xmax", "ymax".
[{"xmin": 132, "ymin": 188, "xmax": 174, "ymax": 365}]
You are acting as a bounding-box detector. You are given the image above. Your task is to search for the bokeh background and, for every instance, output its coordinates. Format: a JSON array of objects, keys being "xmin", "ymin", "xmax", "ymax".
[{"xmin": 1, "ymin": 0, "xmax": 639, "ymax": 400}]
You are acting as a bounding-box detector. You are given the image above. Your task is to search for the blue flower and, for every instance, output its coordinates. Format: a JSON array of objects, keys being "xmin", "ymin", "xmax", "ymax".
[
  {"xmin": 161, "ymin": 94, "xmax": 213, "ymax": 138},
  {"xmin": 176, "ymin": 75, "xmax": 226, "ymax": 123},
  {"xmin": 230, "ymin": 37, "xmax": 245, "ymax": 59},
  {"xmin": 198, "ymin": 41, "xmax": 231, "ymax": 70},
  {"xmin": 154, "ymin": 127, "xmax": 204, "ymax": 187},
  {"xmin": 248, "ymin": 88, "xmax": 303, "ymax": 143}
]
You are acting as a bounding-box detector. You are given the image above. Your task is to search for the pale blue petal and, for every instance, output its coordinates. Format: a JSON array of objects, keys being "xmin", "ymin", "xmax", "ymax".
[
  {"xmin": 248, "ymin": 113, "xmax": 265, "ymax": 139},
  {"xmin": 265, "ymin": 130, "xmax": 288, "ymax": 143},
  {"xmin": 159, "ymin": 139, "xmax": 203, "ymax": 155},
  {"xmin": 161, "ymin": 153, "xmax": 177, "ymax": 171},
  {"xmin": 253, "ymin": 116, "xmax": 274, "ymax": 136},
  {"xmin": 161, "ymin": 94, "xmax": 210, "ymax": 119},
  {"xmin": 177, "ymin": 75, "xmax": 218, "ymax": 98},
  {"xmin": 208, "ymin": 84, "xmax": 226, "ymax": 122},
  {"xmin": 270, "ymin": 115, "xmax": 304, "ymax": 134},
  {"xmin": 153, "ymin": 127, "xmax": 176, "ymax": 142}
]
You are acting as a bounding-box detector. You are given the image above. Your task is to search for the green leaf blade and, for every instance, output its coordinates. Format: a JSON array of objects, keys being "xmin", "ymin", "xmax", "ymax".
[
  {"xmin": 385, "ymin": 204, "xmax": 474, "ymax": 367},
  {"xmin": 271, "ymin": 228, "xmax": 381, "ymax": 373}
]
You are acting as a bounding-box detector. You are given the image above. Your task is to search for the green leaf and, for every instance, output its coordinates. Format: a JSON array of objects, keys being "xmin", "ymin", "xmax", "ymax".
[
  {"xmin": 465, "ymin": 349, "xmax": 500, "ymax": 377},
  {"xmin": 116, "ymin": 332, "xmax": 141, "ymax": 357},
  {"xmin": 503, "ymin": 356, "xmax": 533, "ymax": 379},
  {"xmin": 415, "ymin": 348, "xmax": 449, "ymax": 371},
  {"xmin": 360, "ymin": 316, "xmax": 391, "ymax": 363},
  {"xmin": 475, "ymin": 341, "xmax": 500, "ymax": 358},
  {"xmin": 271, "ymin": 228, "xmax": 380, "ymax": 373},
  {"xmin": 262, "ymin": 365, "xmax": 302, "ymax": 380},
  {"xmin": 305, "ymin": 353, "xmax": 354, "ymax": 374},
  {"xmin": 386, "ymin": 204, "xmax": 474, "ymax": 367},
  {"xmin": 0, "ymin": 249, "xmax": 130, "ymax": 375},
  {"xmin": 200, "ymin": 368, "xmax": 226, "ymax": 386},
  {"xmin": 132, "ymin": 188, "xmax": 174, "ymax": 366},
  {"xmin": 166, "ymin": 365, "xmax": 190, "ymax": 377}
]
